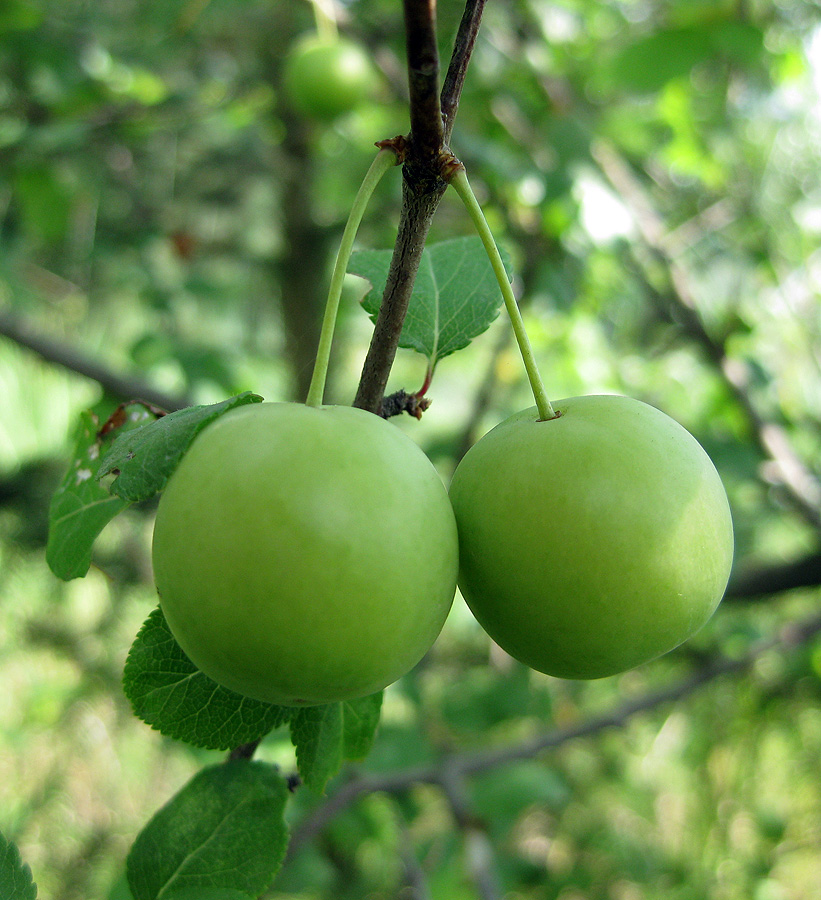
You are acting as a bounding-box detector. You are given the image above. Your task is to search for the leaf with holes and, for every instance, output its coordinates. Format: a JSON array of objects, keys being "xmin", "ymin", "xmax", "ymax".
[
  {"xmin": 99, "ymin": 391, "xmax": 263, "ymax": 502},
  {"xmin": 47, "ymin": 407, "xmax": 155, "ymax": 580}
]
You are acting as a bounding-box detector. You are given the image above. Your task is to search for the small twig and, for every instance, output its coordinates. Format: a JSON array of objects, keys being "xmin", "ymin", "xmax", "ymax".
[
  {"xmin": 391, "ymin": 804, "xmax": 433, "ymax": 900},
  {"xmin": 441, "ymin": 0, "xmax": 487, "ymax": 144},
  {"xmin": 380, "ymin": 388, "xmax": 432, "ymax": 419},
  {"xmin": 353, "ymin": 181, "xmax": 448, "ymax": 414}
]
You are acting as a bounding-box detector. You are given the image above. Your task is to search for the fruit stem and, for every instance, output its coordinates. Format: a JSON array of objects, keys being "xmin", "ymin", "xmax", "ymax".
[
  {"xmin": 449, "ymin": 167, "xmax": 556, "ymax": 421},
  {"xmin": 310, "ymin": 0, "xmax": 338, "ymax": 40},
  {"xmin": 306, "ymin": 147, "xmax": 398, "ymax": 408}
]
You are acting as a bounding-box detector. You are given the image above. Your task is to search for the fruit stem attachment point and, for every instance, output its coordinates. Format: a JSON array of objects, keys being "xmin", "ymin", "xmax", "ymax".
[
  {"xmin": 449, "ymin": 167, "xmax": 556, "ymax": 421},
  {"xmin": 310, "ymin": 0, "xmax": 338, "ymax": 41},
  {"xmin": 306, "ymin": 147, "xmax": 398, "ymax": 408}
]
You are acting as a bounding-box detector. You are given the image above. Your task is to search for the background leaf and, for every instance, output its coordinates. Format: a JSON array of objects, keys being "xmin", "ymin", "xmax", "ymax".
[
  {"xmin": 124, "ymin": 606, "xmax": 292, "ymax": 750},
  {"xmin": 606, "ymin": 21, "xmax": 767, "ymax": 93},
  {"xmin": 352, "ymin": 236, "xmax": 510, "ymax": 372},
  {"xmin": 99, "ymin": 392, "xmax": 262, "ymax": 502},
  {"xmin": 5, "ymin": 2, "xmax": 821, "ymax": 898},
  {"xmin": 126, "ymin": 761, "xmax": 288, "ymax": 900},
  {"xmin": 46, "ymin": 408, "xmax": 152, "ymax": 580},
  {"xmin": 0, "ymin": 832, "xmax": 37, "ymax": 900}
]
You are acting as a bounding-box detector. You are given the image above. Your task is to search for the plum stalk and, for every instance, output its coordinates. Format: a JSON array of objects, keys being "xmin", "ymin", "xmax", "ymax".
[
  {"xmin": 305, "ymin": 148, "xmax": 398, "ymax": 408},
  {"xmin": 309, "ymin": 0, "xmax": 338, "ymax": 40},
  {"xmin": 450, "ymin": 166, "xmax": 556, "ymax": 421}
]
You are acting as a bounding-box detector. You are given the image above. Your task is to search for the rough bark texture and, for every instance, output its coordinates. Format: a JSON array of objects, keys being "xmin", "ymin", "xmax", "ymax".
[{"xmin": 354, "ymin": 0, "xmax": 486, "ymax": 414}]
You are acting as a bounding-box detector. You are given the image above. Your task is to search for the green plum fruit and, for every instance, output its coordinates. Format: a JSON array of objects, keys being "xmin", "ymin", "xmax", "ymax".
[
  {"xmin": 152, "ymin": 402, "xmax": 458, "ymax": 705},
  {"xmin": 283, "ymin": 34, "xmax": 376, "ymax": 120},
  {"xmin": 448, "ymin": 394, "xmax": 734, "ymax": 679}
]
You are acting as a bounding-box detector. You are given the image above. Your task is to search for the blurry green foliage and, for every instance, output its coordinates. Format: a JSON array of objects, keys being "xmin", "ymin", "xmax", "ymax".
[{"xmin": 1, "ymin": 0, "xmax": 821, "ymax": 898}]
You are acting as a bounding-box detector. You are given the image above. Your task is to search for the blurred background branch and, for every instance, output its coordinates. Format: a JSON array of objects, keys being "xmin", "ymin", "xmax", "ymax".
[{"xmin": 287, "ymin": 609, "xmax": 821, "ymax": 858}]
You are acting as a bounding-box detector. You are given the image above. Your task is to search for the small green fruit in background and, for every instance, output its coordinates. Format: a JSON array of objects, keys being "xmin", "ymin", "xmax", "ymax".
[
  {"xmin": 283, "ymin": 34, "xmax": 376, "ymax": 120},
  {"xmin": 448, "ymin": 395, "xmax": 734, "ymax": 679},
  {"xmin": 152, "ymin": 402, "xmax": 458, "ymax": 706}
]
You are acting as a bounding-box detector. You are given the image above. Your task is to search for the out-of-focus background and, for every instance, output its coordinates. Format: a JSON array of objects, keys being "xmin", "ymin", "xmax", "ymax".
[{"xmin": 1, "ymin": 1, "xmax": 820, "ymax": 897}]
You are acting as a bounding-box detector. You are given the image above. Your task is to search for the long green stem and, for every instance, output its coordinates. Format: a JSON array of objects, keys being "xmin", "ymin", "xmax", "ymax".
[
  {"xmin": 306, "ymin": 148, "xmax": 397, "ymax": 407},
  {"xmin": 450, "ymin": 167, "xmax": 556, "ymax": 420}
]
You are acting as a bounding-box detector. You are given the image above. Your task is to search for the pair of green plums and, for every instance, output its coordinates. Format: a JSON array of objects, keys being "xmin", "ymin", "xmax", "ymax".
[{"xmin": 152, "ymin": 395, "xmax": 734, "ymax": 706}]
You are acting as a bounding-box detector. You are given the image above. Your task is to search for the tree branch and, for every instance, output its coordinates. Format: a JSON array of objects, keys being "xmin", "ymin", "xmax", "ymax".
[
  {"xmin": 0, "ymin": 309, "xmax": 191, "ymax": 412},
  {"xmin": 353, "ymin": 178, "xmax": 448, "ymax": 413},
  {"xmin": 592, "ymin": 141, "xmax": 821, "ymax": 532},
  {"xmin": 439, "ymin": 764, "xmax": 503, "ymax": 900},
  {"xmin": 287, "ymin": 611, "xmax": 821, "ymax": 856},
  {"xmin": 726, "ymin": 550, "xmax": 821, "ymax": 600},
  {"xmin": 353, "ymin": 0, "xmax": 486, "ymax": 414},
  {"xmin": 404, "ymin": 0, "xmax": 444, "ymax": 160}
]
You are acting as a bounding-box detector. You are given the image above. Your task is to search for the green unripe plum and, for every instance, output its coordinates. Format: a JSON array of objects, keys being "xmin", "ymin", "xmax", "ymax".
[
  {"xmin": 152, "ymin": 402, "xmax": 458, "ymax": 706},
  {"xmin": 283, "ymin": 35, "xmax": 376, "ymax": 120},
  {"xmin": 448, "ymin": 395, "xmax": 734, "ymax": 679}
]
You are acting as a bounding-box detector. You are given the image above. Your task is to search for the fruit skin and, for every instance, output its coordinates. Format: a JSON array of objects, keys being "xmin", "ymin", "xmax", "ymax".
[
  {"xmin": 448, "ymin": 395, "xmax": 734, "ymax": 679},
  {"xmin": 283, "ymin": 35, "xmax": 376, "ymax": 120},
  {"xmin": 152, "ymin": 402, "xmax": 458, "ymax": 706}
]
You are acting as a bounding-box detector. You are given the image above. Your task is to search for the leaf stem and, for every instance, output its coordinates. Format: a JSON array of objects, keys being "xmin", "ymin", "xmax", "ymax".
[
  {"xmin": 449, "ymin": 167, "xmax": 556, "ymax": 420},
  {"xmin": 306, "ymin": 148, "xmax": 398, "ymax": 407}
]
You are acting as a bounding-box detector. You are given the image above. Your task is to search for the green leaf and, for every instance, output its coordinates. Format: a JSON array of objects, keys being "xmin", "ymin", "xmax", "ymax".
[
  {"xmin": 0, "ymin": 831, "xmax": 37, "ymax": 900},
  {"xmin": 124, "ymin": 606, "xmax": 292, "ymax": 751},
  {"xmin": 162, "ymin": 889, "xmax": 252, "ymax": 900},
  {"xmin": 99, "ymin": 392, "xmax": 263, "ymax": 502},
  {"xmin": 290, "ymin": 693, "xmax": 383, "ymax": 792},
  {"xmin": 343, "ymin": 693, "xmax": 383, "ymax": 760},
  {"xmin": 352, "ymin": 236, "xmax": 509, "ymax": 373},
  {"xmin": 126, "ymin": 761, "xmax": 289, "ymax": 900},
  {"xmin": 290, "ymin": 704, "xmax": 344, "ymax": 793},
  {"xmin": 46, "ymin": 408, "xmax": 154, "ymax": 580}
]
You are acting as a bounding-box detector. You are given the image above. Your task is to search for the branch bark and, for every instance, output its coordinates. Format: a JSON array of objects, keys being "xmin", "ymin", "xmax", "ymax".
[
  {"xmin": 404, "ymin": 0, "xmax": 444, "ymax": 160},
  {"xmin": 353, "ymin": 177, "xmax": 448, "ymax": 413},
  {"xmin": 353, "ymin": 0, "xmax": 486, "ymax": 413},
  {"xmin": 441, "ymin": 0, "xmax": 487, "ymax": 145},
  {"xmin": 726, "ymin": 550, "xmax": 821, "ymax": 600}
]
